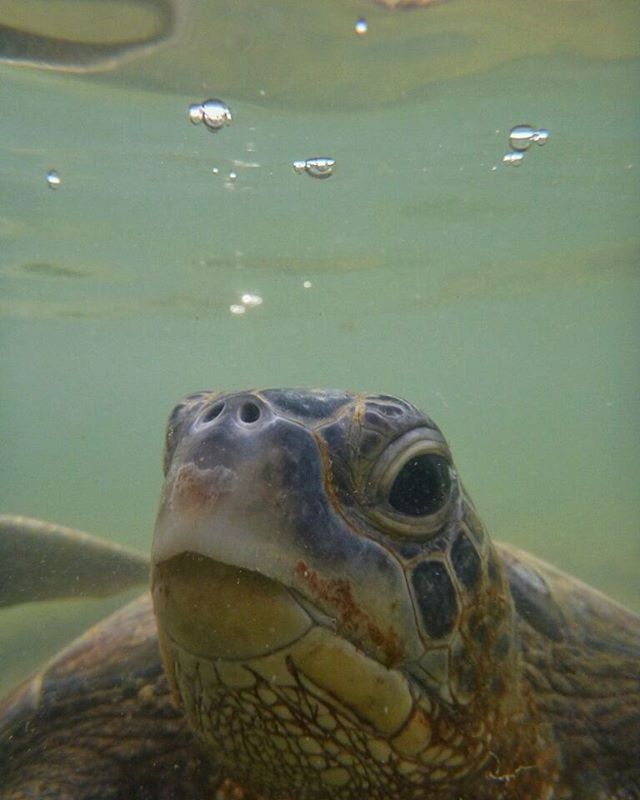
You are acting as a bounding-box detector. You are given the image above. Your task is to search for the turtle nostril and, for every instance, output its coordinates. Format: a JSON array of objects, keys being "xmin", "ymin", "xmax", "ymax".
[
  {"xmin": 202, "ymin": 401, "xmax": 225, "ymax": 423},
  {"xmin": 239, "ymin": 401, "xmax": 261, "ymax": 423}
]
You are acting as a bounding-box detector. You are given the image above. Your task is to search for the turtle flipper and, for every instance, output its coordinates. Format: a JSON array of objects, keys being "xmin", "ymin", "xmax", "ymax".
[
  {"xmin": 0, "ymin": 515, "xmax": 149, "ymax": 607},
  {"xmin": 498, "ymin": 542, "xmax": 640, "ymax": 799},
  {"xmin": 0, "ymin": 594, "xmax": 221, "ymax": 800}
]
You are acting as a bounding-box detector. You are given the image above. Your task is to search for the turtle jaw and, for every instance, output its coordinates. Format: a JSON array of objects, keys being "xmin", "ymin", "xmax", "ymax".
[
  {"xmin": 152, "ymin": 553, "xmax": 315, "ymax": 662},
  {"xmin": 151, "ymin": 551, "xmax": 433, "ymax": 800}
]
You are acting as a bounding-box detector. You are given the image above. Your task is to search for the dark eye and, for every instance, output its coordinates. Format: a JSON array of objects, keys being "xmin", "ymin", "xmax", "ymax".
[{"xmin": 388, "ymin": 455, "xmax": 451, "ymax": 516}]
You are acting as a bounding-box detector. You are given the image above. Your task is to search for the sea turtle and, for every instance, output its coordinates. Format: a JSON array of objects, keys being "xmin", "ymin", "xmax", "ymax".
[{"xmin": 1, "ymin": 389, "xmax": 638, "ymax": 800}]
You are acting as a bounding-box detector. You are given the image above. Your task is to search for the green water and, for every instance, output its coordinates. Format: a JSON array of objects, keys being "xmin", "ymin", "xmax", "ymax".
[{"xmin": 1, "ymin": 0, "xmax": 639, "ymax": 697}]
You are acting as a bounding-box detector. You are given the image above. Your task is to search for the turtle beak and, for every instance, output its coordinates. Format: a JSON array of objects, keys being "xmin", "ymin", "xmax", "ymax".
[
  {"xmin": 151, "ymin": 395, "xmax": 321, "ymax": 661},
  {"xmin": 152, "ymin": 553, "xmax": 314, "ymax": 661}
]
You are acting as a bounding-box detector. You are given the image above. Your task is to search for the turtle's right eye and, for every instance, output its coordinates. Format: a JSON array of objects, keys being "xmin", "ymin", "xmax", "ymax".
[
  {"xmin": 364, "ymin": 428, "xmax": 457, "ymax": 537},
  {"xmin": 388, "ymin": 454, "xmax": 452, "ymax": 517}
]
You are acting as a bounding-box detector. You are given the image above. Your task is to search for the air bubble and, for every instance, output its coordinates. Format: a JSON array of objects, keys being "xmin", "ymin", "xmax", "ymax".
[
  {"xmin": 223, "ymin": 171, "xmax": 238, "ymax": 189},
  {"xmin": 188, "ymin": 104, "xmax": 203, "ymax": 124},
  {"xmin": 46, "ymin": 170, "xmax": 61, "ymax": 189},
  {"xmin": 302, "ymin": 280, "xmax": 312, "ymax": 289},
  {"xmin": 354, "ymin": 18, "xmax": 368, "ymax": 35},
  {"xmin": 508, "ymin": 125, "xmax": 549, "ymax": 152},
  {"xmin": 531, "ymin": 128, "xmax": 550, "ymax": 146},
  {"xmin": 503, "ymin": 152, "xmax": 525, "ymax": 167},
  {"xmin": 241, "ymin": 293, "xmax": 263, "ymax": 307},
  {"xmin": 508, "ymin": 125, "xmax": 535, "ymax": 152},
  {"xmin": 293, "ymin": 157, "xmax": 336, "ymax": 179},
  {"xmin": 188, "ymin": 99, "xmax": 232, "ymax": 132},
  {"xmin": 229, "ymin": 304, "xmax": 246, "ymax": 315}
]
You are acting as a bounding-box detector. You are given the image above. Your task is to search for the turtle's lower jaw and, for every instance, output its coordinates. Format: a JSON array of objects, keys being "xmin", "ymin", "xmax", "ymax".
[
  {"xmin": 152, "ymin": 553, "xmax": 437, "ymax": 800},
  {"xmin": 151, "ymin": 552, "xmax": 418, "ymax": 738},
  {"xmin": 152, "ymin": 553, "xmax": 314, "ymax": 661}
]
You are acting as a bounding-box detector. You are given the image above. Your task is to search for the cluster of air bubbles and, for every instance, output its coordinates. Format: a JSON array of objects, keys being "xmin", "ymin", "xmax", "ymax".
[
  {"xmin": 293, "ymin": 157, "xmax": 336, "ymax": 179},
  {"xmin": 46, "ymin": 169, "xmax": 61, "ymax": 189},
  {"xmin": 186, "ymin": 100, "xmax": 334, "ymax": 183},
  {"xmin": 210, "ymin": 166, "xmax": 240, "ymax": 188},
  {"xmin": 230, "ymin": 292, "xmax": 263, "ymax": 316},
  {"xmin": 509, "ymin": 125, "xmax": 549, "ymax": 151},
  {"xmin": 188, "ymin": 99, "xmax": 232, "ymax": 132},
  {"xmin": 354, "ymin": 18, "xmax": 368, "ymax": 35},
  {"xmin": 503, "ymin": 124, "xmax": 550, "ymax": 167}
]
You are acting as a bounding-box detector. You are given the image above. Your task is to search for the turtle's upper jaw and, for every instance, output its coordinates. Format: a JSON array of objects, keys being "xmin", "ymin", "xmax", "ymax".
[{"xmin": 152, "ymin": 390, "xmax": 425, "ymax": 669}]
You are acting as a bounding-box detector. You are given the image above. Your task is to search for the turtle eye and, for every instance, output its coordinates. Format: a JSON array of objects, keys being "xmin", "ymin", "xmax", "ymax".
[
  {"xmin": 364, "ymin": 428, "xmax": 456, "ymax": 537},
  {"xmin": 388, "ymin": 454, "xmax": 451, "ymax": 516}
]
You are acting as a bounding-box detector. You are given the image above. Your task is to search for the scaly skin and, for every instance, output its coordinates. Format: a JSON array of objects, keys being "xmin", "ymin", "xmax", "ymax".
[{"xmin": 153, "ymin": 554, "xmax": 557, "ymax": 800}]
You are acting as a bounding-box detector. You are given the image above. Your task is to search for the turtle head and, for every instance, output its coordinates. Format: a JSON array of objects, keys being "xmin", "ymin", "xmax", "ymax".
[{"xmin": 152, "ymin": 389, "xmax": 526, "ymax": 798}]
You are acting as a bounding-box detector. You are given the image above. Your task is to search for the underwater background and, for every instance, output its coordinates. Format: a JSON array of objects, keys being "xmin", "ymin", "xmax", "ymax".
[{"xmin": 1, "ymin": 0, "xmax": 639, "ymax": 696}]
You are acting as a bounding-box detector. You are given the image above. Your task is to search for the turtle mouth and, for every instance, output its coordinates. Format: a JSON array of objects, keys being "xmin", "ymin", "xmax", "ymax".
[
  {"xmin": 152, "ymin": 552, "xmax": 318, "ymax": 661},
  {"xmin": 152, "ymin": 458, "xmax": 418, "ymax": 670},
  {"xmin": 152, "ymin": 552, "xmax": 422, "ymax": 760},
  {"xmin": 151, "ymin": 459, "xmax": 338, "ymax": 659}
]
